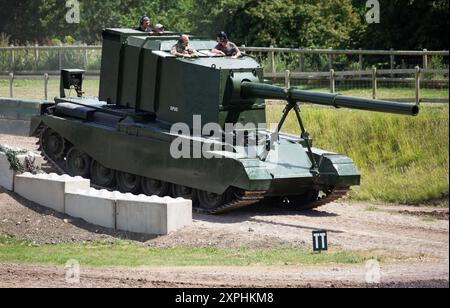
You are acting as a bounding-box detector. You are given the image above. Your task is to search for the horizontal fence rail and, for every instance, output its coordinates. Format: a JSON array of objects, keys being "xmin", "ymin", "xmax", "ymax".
[
  {"xmin": 0, "ymin": 45, "xmax": 448, "ymax": 104},
  {"xmin": 240, "ymin": 47, "xmax": 450, "ymax": 56}
]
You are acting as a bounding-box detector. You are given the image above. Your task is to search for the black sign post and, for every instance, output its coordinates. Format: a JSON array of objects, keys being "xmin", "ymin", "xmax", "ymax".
[{"xmin": 312, "ymin": 231, "xmax": 328, "ymax": 252}]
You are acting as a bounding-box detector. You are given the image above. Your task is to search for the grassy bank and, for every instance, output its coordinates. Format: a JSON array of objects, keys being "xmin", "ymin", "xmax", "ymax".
[
  {"xmin": 266, "ymin": 104, "xmax": 449, "ymax": 204},
  {"xmin": 0, "ymin": 234, "xmax": 377, "ymax": 267}
]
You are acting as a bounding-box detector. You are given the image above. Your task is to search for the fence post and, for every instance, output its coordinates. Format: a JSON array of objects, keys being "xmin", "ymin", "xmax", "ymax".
[
  {"xmin": 372, "ymin": 67, "xmax": 377, "ymax": 99},
  {"xmin": 299, "ymin": 50, "xmax": 305, "ymax": 72},
  {"xmin": 422, "ymin": 49, "xmax": 428, "ymax": 70},
  {"xmin": 9, "ymin": 73, "xmax": 14, "ymax": 98},
  {"xmin": 359, "ymin": 48, "xmax": 363, "ymax": 70},
  {"xmin": 330, "ymin": 69, "xmax": 336, "ymax": 94},
  {"xmin": 328, "ymin": 48, "xmax": 333, "ymax": 70},
  {"xmin": 84, "ymin": 43, "xmax": 89, "ymax": 70},
  {"xmin": 44, "ymin": 73, "xmax": 49, "ymax": 100},
  {"xmin": 415, "ymin": 66, "xmax": 421, "ymax": 105},
  {"xmin": 34, "ymin": 44, "xmax": 39, "ymax": 71},
  {"xmin": 59, "ymin": 44, "xmax": 63, "ymax": 71},
  {"xmin": 285, "ymin": 70, "xmax": 291, "ymax": 89},
  {"xmin": 269, "ymin": 45, "xmax": 275, "ymax": 73},
  {"xmin": 10, "ymin": 45, "xmax": 15, "ymax": 72},
  {"xmin": 390, "ymin": 48, "xmax": 395, "ymax": 78}
]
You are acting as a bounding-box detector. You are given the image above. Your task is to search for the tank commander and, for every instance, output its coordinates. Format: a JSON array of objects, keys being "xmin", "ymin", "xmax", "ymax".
[
  {"xmin": 171, "ymin": 34, "xmax": 200, "ymax": 58},
  {"xmin": 212, "ymin": 31, "xmax": 242, "ymax": 59},
  {"xmin": 153, "ymin": 24, "xmax": 166, "ymax": 34},
  {"xmin": 135, "ymin": 16, "xmax": 152, "ymax": 32}
]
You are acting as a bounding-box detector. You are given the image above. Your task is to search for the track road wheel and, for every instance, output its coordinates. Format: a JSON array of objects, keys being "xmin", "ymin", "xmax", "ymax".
[
  {"xmin": 116, "ymin": 172, "xmax": 141, "ymax": 194},
  {"xmin": 141, "ymin": 177, "xmax": 171, "ymax": 197},
  {"xmin": 197, "ymin": 190, "xmax": 225, "ymax": 211},
  {"xmin": 90, "ymin": 160, "xmax": 116, "ymax": 188},
  {"xmin": 172, "ymin": 184, "xmax": 197, "ymax": 202},
  {"xmin": 66, "ymin": 148, "xmax": 91, "ymax": 178},
  {"xmin": 40, "ymin": 128, "xmax": 65, "ymax": 161}
]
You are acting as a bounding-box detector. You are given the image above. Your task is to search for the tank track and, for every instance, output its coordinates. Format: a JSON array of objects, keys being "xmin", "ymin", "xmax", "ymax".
[
  {"xmin": 195, "ymin": 191, "xmax": 267, "ymax": 215},
  {"xmin": 36, "ymin": 125, "xmax": 67, "ymax": 175},
  {"xmin": 307, "ymin": 187, "xmax": 350, "ymax": 210},
  {"xmin": 35, "ymin": 124, "xmax": 349, "ymax": 215}
]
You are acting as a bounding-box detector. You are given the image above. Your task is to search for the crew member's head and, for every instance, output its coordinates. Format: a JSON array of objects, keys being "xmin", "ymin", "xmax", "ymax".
[
  {"xmin": 217, "ymin": 31, "xmax": 228, "ymax": 46},
  {"xmin": 179, "ymin": 34, "xmax": 190, "ymax": 47},
  {"xmin": 140, "ymin": 16, "xmax": 151, "ymax": 31},
  {"xmin": 154, "ymin": 24, "xmax": 165, "ymax": 34}
]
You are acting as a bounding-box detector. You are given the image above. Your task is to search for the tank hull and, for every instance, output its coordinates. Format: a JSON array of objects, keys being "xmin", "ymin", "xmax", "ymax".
[{"xmin": 31, "ymin": 97, "xmax": 360, "ymax": 205}]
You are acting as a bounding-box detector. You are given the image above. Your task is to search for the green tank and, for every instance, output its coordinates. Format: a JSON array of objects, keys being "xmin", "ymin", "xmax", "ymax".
[{"xmin": 29, "ymin": 29, "xmax": 419, "ymax": 214}]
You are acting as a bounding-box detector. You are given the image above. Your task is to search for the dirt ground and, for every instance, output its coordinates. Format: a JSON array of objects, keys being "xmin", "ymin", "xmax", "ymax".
[
  {"xmin": 0, "ymin": 134, "xmax": 449, "ymax": 288},
  {"xmin": 0, "ymin": 263, "xmax": 448, "ymax": 288}
]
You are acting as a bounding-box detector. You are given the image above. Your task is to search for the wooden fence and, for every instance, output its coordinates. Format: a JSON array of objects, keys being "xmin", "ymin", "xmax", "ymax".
[
  {"xmin": 240, "ymin": 46, "xmax": 449, "ymax": 72},
  {"xmin": 0, "ymin": 45, "xmax": 448, "ymax": 104}
]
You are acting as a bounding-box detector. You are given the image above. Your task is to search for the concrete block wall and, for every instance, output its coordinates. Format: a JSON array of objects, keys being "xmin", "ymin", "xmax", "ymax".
[
  {"xmin": 0, "ymin": 119, "xmax": 32, "ymax": 136},
  {"xmin": 0, "ymin": 146, "xmax": 44, "ymax": 191},
  {"xmin": 65, "ymin": 188, "xmax": 117, "ymax": 229},
  {"xmin": 12, "ymin": 172, "xmax": 192, "ymax": 235},
  {"xmin": 116, "ymin": 195, "xmax": 192, "ymax": 235},
  {"xmin": 0, "ymin": 98, "xmax": 50, "ymax": 136},
  {"xmin": 14, "ymin": 173, "xmax": 91, "ymax": 213},
  {"xmin": 66, "ymin": 188, "xmax": 192, "ymax": 235}
]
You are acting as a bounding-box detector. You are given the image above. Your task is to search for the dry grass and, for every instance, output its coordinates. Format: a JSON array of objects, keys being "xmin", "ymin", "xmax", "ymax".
[{"xmin": 266, "ymin": 104, "xmax": 449, "ymax": 204}]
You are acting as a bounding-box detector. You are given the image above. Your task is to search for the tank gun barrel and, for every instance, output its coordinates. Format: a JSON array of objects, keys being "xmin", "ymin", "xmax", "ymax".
[{"xmin": 241, "ymin": 82, "xmax": 419, "ymax": 116}]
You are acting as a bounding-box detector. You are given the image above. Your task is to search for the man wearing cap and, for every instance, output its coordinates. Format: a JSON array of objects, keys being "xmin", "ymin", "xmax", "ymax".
[
  {"xmin": 153, "ymin": 24, "xmax": 165, "ymax": 34},
  {"xmin": 171, "ymin": 34, "xmax": 199, "ymax": 58},
  {"xmin": 212, "ymin": 31, "xmax": 242, "ymax": 59},
  {"xmin": 135, "ymin": 16, "xmax": 152, "ymax": 32}
]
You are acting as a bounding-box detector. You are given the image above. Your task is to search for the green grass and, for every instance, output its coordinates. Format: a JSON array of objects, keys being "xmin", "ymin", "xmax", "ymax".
[
  {"xmin": 420, "ymin": 216, "xmax": 437, "ymax": 223},
  {"xmin": 365, "ymin": 206, "xmax": 380, "ymax": 212},
  {"xmin": 298, "ymin": 87, "xmax": 449, "ymax": 101},
  {"xmin": 0, "ymin": 79, "xmax": 100, "ymax": 100},
  {"xmin": 0, "ymin": 234, "xmax": 377, "ymax": 267},
  {"xmin": 0, "ymin": 79, "xmax": 448, "ymax": 102},
  {"xmin": 266, "ymin": 104, "xmax": 449, "ymax": 204}
]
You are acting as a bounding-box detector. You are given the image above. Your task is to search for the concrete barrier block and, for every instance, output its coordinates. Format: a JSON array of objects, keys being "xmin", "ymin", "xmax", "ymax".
[
  {"xmin": 0, "ymin": 148, "xmax": 44, "ymax": 191},
  {"xmin": 116, "ymin": 195, "xmax": 192, "ymax": 235},
  {"xmin": 0, "ymin": 98, "xmax": 51, "ymax": 136},
  {"xmin": 0, "ymin": 98, "xmax": 46, "ymax": 120},
  {"xmin": 14, "ymin": 173, "xmax": 90, "ymax": 213},
  {"xmin": 0, "ymin": 119, "xmax": 31, "ymax": 136},
  {"xmin": 65, "ymin": 188, "xmax": 116, "ymax": 229},
  {"xmin": 0, "ymin": 152, "xmax": 14, "ymax": 191}
]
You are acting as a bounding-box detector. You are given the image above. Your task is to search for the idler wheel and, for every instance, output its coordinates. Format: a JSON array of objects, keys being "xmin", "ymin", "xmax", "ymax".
[
  {"xmin": 40, "ymin": 128, "xmax": 65, "ymax": 161},
  {"xmin": 116, "ymin": 172, "xmax": 141, "ymax": 194},
  {"xmin": 66, "ymin": 148, "xmax": 91, "ymax": 178},
  {"xmin": 141, "ymin": 177, "xmax": 170, "ymax": 197},
  {"xmin": 197, "ymin": 190, "xmax": 225, "ymax": 210},
  {"xmin": 90, "ymin": 160, "xmax": 116, "ymax": 188}
]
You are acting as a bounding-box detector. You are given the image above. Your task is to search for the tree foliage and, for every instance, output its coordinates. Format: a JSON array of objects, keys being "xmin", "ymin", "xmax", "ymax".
[
  {"xmin": 0, "ymin": 0, "xmax": 448, "ymax": 49},
  {"xmin": 356, "ymin": 0, "xmax": 449, "ymax": 50},
  {"xmin": 191, "ymin": 0, "xmax": 365, "ymax": 49}
]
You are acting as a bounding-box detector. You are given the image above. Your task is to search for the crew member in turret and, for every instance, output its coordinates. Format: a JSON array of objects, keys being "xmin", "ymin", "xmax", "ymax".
[
  {"xmin": 212, "ymin": 31, "xmax": 242, "ymax": 59},
  {"xmin": 171, "ymin": 34, "xmax": 200, "ymax": 58},
  {"xmin": 153, "ymin": 23, "xmax": 166, "ymax": 34},
  {"xmin": 135, "ymin": 16, "xmax": 152, "ymax": 32}
]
